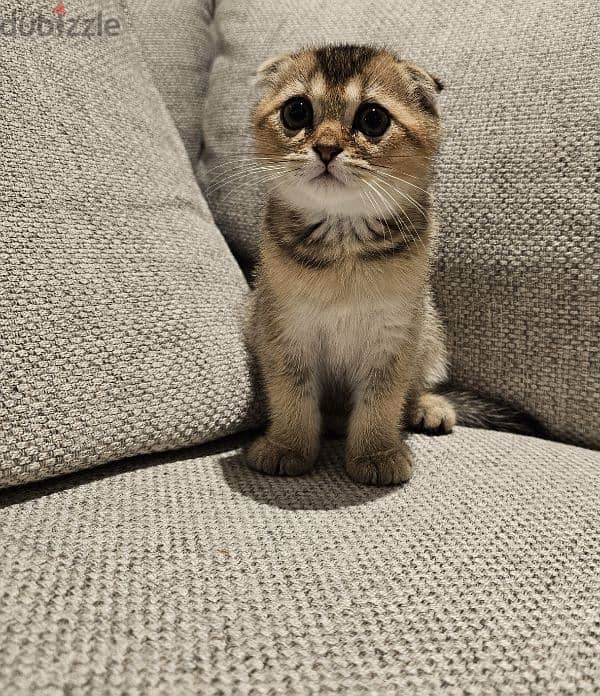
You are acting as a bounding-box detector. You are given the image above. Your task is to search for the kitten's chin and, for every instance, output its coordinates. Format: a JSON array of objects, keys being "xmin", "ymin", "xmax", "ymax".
[{"xmin": 274, "ymin": 178, "xmax": 371, "ymax": 217}]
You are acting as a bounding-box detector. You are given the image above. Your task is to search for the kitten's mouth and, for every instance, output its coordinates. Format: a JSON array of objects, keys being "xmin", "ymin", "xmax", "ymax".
[{"xmin": 313, "ymin": 170, "xmax": 343, "ymax": 186}]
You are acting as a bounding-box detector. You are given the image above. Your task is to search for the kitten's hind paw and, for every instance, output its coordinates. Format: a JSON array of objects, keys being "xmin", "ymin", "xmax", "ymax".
[
  {"xmin": 409, "ymin": 392, "xmax": 456, "ymax": 435},
  {"xmin": 246, "ymin": 436, "xmax": 315, "ymax": 477},
  {"xmin": 346, "ymin": 442, "xmax": 413, "ymax": 486}
]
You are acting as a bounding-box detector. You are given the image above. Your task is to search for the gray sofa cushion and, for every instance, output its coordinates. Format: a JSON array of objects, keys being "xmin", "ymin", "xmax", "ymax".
[
  {"xmin": 0, "ymin": 0, "xmax": 254, "ymax": 489},
  {"xmin": 1, "ymin": 428, "xmax": 598, "ymax": 693},
  {"xmin": 197, "ymin": 0, "xmax": 599, "ymax": 449},
  {"xmin": 128, "ymin": 0, "xmax": 214, "ymax": 162}
]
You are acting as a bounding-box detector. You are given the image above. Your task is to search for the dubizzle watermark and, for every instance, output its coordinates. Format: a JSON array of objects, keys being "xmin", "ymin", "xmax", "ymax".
[{"xmin": 0, "ymin": 2, "xmax": 121, "ymax": 38}]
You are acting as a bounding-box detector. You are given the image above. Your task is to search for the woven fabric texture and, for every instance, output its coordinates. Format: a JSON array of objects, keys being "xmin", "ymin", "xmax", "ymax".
[
  {"xmin": 128, "ymin": 0, "xmax": 214, "ymax": 162},
  {"xmin": 198, "ymin": 0, "xmax": 599, "ymax": 448},
  {"xmin": 1, "ymin": 428, "xmax": 599, "ymax": 694},
  {"xmin": 0, "ymin": 0, "xmax": 254, "ymax": 489}
]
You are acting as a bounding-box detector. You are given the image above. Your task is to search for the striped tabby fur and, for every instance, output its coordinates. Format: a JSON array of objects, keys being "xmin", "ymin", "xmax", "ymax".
[{"xmin": 245, "ymin": 45, "xmax": 534, "ymax": 486}]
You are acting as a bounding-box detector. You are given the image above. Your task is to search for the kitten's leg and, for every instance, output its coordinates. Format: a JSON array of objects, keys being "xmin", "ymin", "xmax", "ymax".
[
  {"xmin": 407, "ymin": 292, "xmax": 455, "ymax": 435},
  {"xmin": 345, "ymin": 358, "xmax": 413, "ymax": 486},
  {"xmin": 246, "ymin": 349, "xmax": 321, "ymax": 477},
  {"xmin": 408, "ymin": 391, "xmax": 456, "ymax": 435}
]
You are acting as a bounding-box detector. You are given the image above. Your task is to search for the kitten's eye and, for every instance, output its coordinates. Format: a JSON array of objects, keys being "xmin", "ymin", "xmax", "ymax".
[
  {"xmin": 280, "ymin": 97, "xmax": 313, "ymax": 131},
  {"xmin": 354, "ymin": 103, "xmax": 391, "ymax": 138}
]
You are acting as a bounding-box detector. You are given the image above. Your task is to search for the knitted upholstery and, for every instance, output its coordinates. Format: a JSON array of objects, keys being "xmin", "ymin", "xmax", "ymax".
[
  {"xmin": 1, "ymin": 428, "xmax": 599, "ymax": 693},
  {"xmin": 0, "ymin": 0, "xmax": 254, "ymax": 488},
  {"xmin": 128, "ymin": 0, "xmax": 214, "ymax": 162}
]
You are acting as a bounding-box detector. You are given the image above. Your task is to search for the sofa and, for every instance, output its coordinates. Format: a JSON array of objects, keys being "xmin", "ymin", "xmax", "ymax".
[{"xmin": 1, "ymin": 0, "xmax": 598, "ymax": 694}]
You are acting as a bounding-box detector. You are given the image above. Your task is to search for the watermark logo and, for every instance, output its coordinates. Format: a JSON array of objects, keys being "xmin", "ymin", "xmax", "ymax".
[{"xmin": 0, "ymin": 3, "xmax": 122, "ymax": 38}]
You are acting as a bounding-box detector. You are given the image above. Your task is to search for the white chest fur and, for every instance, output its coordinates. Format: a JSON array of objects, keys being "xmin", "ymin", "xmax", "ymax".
[{"xmin": 278, "ymin": 266, "xmax": 421, "ymax": 384}]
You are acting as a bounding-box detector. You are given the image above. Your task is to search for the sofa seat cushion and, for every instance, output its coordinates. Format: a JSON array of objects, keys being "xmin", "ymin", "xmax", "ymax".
[{"xmin": 1, "ymin": 428, "xmax": 598, "ymax": 694}]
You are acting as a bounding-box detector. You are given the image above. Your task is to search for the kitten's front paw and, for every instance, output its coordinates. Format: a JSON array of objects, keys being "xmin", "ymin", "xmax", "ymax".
[
  {"xmin": 246, "ymin": 436, "xmax": 315, "ymax": 477},
  {"xmin": 346, "ymin": 442, "xmax": 413, "ymax": 486},
  {"xmin": 409, "ymin": 393, "xmax": 456, "ymax": 435}
]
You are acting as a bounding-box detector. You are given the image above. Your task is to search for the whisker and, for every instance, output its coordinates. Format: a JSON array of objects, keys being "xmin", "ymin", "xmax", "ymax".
[
  {"xmin": 374, "ymin": 169, "xmax": 432, "ymax": 197},
  {"xmin": 369, "ymin": 177, "xmax": 428, "ymax": 253},
  {"xmin": 205, "ymin": 164, "xmax": 289, "ymax": 181},
  {"xmin": 203, "ymin": 159, "xmax": 292, "ymax": 174},
  {"xmin": 373, "ymin": 154, "xmax": 437, "ymax": 161},
  {"xmin": 370, "ymin": 172, "xmax": 429, "ymax": 220},
  {"xmin": 360, "ymin": 187, "xmax": 390, "ymax": 243},
  {"xmin": 206, "ymin": 165, "xmax": 285, "ymax": 189},
  {"xmin": 347, "ymin": 161, "xmax": 425, "ymax": 183},
  {"xmin": 222, "ymin": 171, "xmax": 293, "ymax": 200},
  {"xmin": 206, "ymin": 167, "xmax": 292, "ymax": 194},
  {"xmin": 366, "ymin": 179, "xmax": 412, "ymax": 248},
  {"xmin": 363, "ymin": 179, "xmax": 408, "ymax": 247}
]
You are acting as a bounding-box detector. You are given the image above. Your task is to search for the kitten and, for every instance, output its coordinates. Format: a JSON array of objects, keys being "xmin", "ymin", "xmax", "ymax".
[{"xmin": 244, "ymin": 44, "xmax": 524, "ymax": 486}]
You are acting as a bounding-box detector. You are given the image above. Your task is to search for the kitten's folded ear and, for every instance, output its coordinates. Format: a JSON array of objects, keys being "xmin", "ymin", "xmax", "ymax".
[
  {"xmin": 402, "ymin": 61, "xmax": 444, "ymax": 92},
  {"xmin": 401, "ymin": 61, "xmax": 445, "ymax": 116},
  {"xmin": 251, "ymin": 54, "xmax": 292, "ymax": 93}
]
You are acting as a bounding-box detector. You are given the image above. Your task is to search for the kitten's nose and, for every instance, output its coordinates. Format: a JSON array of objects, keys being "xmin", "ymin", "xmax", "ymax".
[{"xmin": 313, "ymin": 144, "xmax": 343, "ymax": 164}]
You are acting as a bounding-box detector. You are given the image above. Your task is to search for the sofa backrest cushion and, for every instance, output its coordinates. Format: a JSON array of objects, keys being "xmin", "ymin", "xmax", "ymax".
[
  {"xmin": 0, "ymin": 0, "xmax": 255, "ymax": 488},
  {"xmin": 128, "ymin": 0, "xmax": 214, "ymax": 163}
]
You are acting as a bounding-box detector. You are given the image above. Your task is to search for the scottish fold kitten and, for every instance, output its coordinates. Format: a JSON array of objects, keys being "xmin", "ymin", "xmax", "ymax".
[{"xmin": 245, "ymin": 45, "xmax": 536, "ymax": 485}]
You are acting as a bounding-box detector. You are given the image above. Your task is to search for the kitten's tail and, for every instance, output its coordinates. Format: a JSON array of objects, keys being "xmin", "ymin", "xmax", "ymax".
[{"xmin": 438, "ymin": 386, "xmax": 547, "ymax": 438}]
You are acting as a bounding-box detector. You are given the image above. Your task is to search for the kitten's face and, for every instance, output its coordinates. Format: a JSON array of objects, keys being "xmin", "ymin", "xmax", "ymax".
[{"xmin": 253, "ymin": 45, "xmax": 442, "ymax": 218}]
